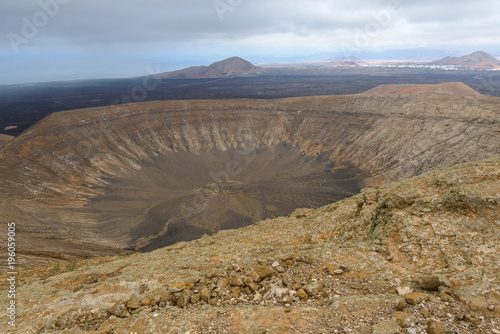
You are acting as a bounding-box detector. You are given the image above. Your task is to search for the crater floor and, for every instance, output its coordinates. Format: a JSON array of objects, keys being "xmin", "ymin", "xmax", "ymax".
[{"xmin": 89, "ymin": 145, "xmax": 365, "ymax": 252}]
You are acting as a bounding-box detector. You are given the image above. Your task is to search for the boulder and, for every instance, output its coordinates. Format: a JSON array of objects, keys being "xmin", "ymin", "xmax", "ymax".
[
  {"xmin": 405, "ymin": 293, "xmax": 428, "ymax": 305},
  {"xmin": 126, "ymin": 294, "xmax": 140, "ymax": 310},
  {"xmin": 253, "ymin": 266, "xmax": 275, "ymax": 279}
]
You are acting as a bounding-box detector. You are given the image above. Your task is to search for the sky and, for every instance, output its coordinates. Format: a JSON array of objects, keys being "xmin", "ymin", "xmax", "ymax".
[{"xmin": 1, "ymin": 0, "xmax": 500, "ymax": 84}]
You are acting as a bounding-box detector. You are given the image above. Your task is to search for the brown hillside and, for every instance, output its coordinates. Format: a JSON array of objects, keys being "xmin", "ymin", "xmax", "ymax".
[
  {"xmin": 0, "ymin": 133, "xmax": 13, "ymax": 146},
  {"xmin": 1, "ymin": 157, "xmax": 499, "ymax": 333},
  {"xmin": 361, "ymin": 82, "xmax": 481, "ymax": 96}
]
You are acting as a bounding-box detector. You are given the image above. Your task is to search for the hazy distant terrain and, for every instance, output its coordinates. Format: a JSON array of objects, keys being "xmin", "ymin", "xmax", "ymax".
[{"xmin": 2, "ymin": 67, "xmax": 500, "ymax": 136}]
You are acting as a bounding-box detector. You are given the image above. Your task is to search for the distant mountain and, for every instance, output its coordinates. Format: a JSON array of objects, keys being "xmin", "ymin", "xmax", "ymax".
[
  {"xmin": 311, "ymin": 48, "xmax": 464, "ymax": 62},
  {"xmin": 156, "ymin": 57, "xmax": 265, "ymax": 79},
  {"xmin": 329, "ymin": 61, "xmax": 359, "ymax": 67},
  {"xmin": 431, "ymin": 51, "xmax": 500, "ymax": 66}
]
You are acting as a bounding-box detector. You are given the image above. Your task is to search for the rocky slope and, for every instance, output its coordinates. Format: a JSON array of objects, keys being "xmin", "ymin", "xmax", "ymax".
[
  {"xmin": 1, "ymin": 86, "xmax": 500, "ymax": 267},
  {"xmin": 0, "ymin": 157, "xmax": 498, "ymax": 333},
  {"xmin": 0, "ymin": 133, "xmax": 13, "ymax": 147},
  {"xmin": 360, "ymin": 82, "xmax": 481, "ymax": 96}
]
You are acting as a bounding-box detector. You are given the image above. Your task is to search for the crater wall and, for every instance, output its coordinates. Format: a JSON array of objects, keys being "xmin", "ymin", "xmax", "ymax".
[{"xmin": 1, "ymin": 94, "xmax": 499, "ymax": 266}]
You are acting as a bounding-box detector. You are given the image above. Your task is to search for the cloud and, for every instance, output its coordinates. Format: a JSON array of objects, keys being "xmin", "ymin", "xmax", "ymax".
[
  {"xmin": 1, "ymin": 0, "xmax": 499, "ymax": 83},
  {"xmin": 4, "ymin": 0, "xmax": 497, "ymax": 48}
]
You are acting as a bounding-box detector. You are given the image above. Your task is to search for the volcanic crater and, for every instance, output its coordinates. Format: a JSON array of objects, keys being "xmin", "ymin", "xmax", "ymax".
[{"xmin": 1, "ymin": 83, "xmax": 500, "ymax": 266}]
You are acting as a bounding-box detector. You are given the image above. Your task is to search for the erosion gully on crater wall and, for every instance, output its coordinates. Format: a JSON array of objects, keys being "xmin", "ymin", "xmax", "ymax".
[{"xmin": 1, "ymin": 91, "xmax": 499, "ymax": 267}]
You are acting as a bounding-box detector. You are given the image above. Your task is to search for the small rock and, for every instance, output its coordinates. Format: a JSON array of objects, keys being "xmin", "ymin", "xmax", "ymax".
[
  {"xmin": 397, "ymin": 287, "xmax": 413, "ymax": 296},
  {"xmin": 253, "ymin": 293, "xmax": 262, "ymax": 302},
  {"xmin": 488, "ymin": 304, "xmax": 495, "ymax": 311},
  {"xmin": 272, "ymin": 261, "xmax": 280, "ymax": 268},
  {"xmin": 141, "ymin": 298, "xmax": 151, "ymax": 306},
  {"xmin": 190, "ymin": 293, "xmax": 201, "ymax": 304},
  {"xmin": 395, "ymin": 299, "xmax": 408, "ymax": 310},
  {"xmin": 339, "ymin": 263, "xmax": 351, "ymax": 272},
  {"xmin": 160, "ymin": 292, "xmax": 171, "ymax": 303},
  {"xmin": 275, "ymin": 288, "xmax": 289, "ymax": 299},
  {"xmin": 350, "ymin": 283, "xmax": 363, "ymax": 290},
  {"xmin": 405, "ymin": 292, "xmax": 428, "ymax": 305},
  {"xmin": 177, "ymin": 290, "xmax": 192, "ymax": 308},
  {"xmin": 206, "ymin": 270, "xmax": 217, "ymax": 278},
  {"xmin": 491, "ymin": 329, "xmax": 500, "ymax": 334},
  {"xmin": 303, "ymin": 281, "xmax": 324, "ymax": 296},
  {"xmin": 276, "ymin": 266, "xmax": 285, "ymax": 273},
  {"xmin": 437, "ymin": 286, "xmax": 452, "ymax": 294},
  {"xmin": 230, "ymin": 286, "xmax": 241, "ymax": 298},
  {"xmin": 243, "ymin": 276, "xmax": 254, "ymax": 286},
  {"xmin": 426, "ymin": 319, "xmax": 446, "ymax": 334},
  {"xmin": 464, "ymin": 314, "xmax": 480, "ymax": 325},
  {"xmin": 296, "ymin": 289, "xmax": 308, "ymax": 299},
  {"xmin": 407, "ymin": 328, "xmax": 417, "ymax": 334},
  {"xmin": 253, "ymin": 266, "xmax": 275, "ymax": 279},
  {"xmin": 439, "ymin": 293, "xmax": 453, "ymax": 302},
  {"xmin": 285, "ymin": 260, "xmax": 294, "ymax": 266},
  {"xmin": 249, "ymin": 271, "xmax": 260, "ymax": 282},
  {"xmin": 334, "ymin": 269, "xmax": 344, "ymax": 275},
  {"xmin": 421, "ymin": 308, "xmax": 431, "ymax": 318},
  {"xmin": 417, "ymin": 275, "xmax": 450, "ymax": 291},
  {"xmin": 139, "ymin": 283, "xmax": 148, "ymax": 294},
  {"xmin": 108, "ymin": 301, "xmax": 126, "ymax": 318},
  {"xmin": 153, "ymin": 294, "xmax": 161, "ymax": 305},
  {"xmin": 303, "ymin": 256, "xmax": 316, "ymax": 264},
  {"xmin": 119, "ymin": 310, "xmax": 130, "ymax": 318},
  {"xmin": 90, "ymin": 308, "xmax": 99, "ymax": 316},
  {"xmin": 392, "ymin": 311, "xmax": 416, "ymax": 328},
  {"xmin": 247, "ymin": 283, "xmax": 259, "ymax": 293},
  {"xmin": 168, "ymin": 283, "xmax": 187, "ymax": 293},
  {"xmin": 372, "ymin": 320, "xmax": 401, "ymax": 334},
  {"xmin": 229, "ymin": 275, "xmax": 244, "ymax": 286},
  {"xmin": 126, "ymin": 294, "xmax": 141, "ymax": 310},
  {"xmin": 201, "ymin": 288, "xmax": 210, "ymax": 302}
]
